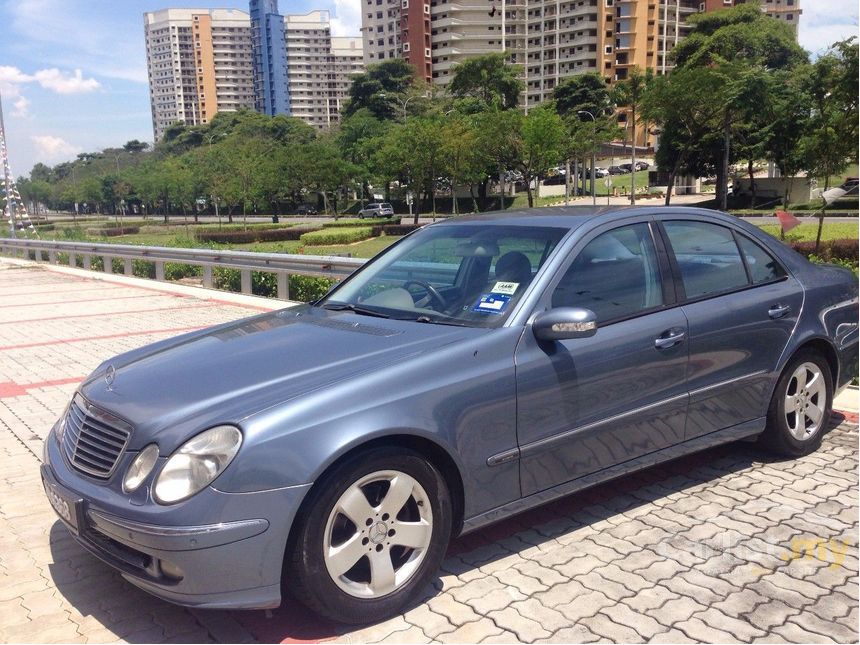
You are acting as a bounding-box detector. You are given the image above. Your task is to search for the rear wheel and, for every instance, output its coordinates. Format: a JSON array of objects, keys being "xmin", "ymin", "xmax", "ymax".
[
  {"xmin": 288, "ymin": 448, "xmax": 451, "ymax": 624},
  {"xmin": 760, "ymin": 351, "xmax": 832, "ymax": 457}
]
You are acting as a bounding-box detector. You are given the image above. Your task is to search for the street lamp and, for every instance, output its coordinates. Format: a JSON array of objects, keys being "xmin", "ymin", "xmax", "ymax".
[
  {"xmin": 206, "ymin": 133, "xmax": 226, "ymax": 226},
  {"xmin": 577, "ymin": 110, "xmax": 597, "ymax": 206}
]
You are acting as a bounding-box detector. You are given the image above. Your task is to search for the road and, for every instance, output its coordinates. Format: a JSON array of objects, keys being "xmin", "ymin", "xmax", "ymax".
[{"xmin": 0, "ymin": 257, "xmax": 857, "ymax": 643}]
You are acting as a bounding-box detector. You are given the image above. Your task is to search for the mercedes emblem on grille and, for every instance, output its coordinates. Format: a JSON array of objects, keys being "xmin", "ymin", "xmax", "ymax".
[{"xmin": 104, "ymin": 364, "xmax": 116, "ymax": 390}]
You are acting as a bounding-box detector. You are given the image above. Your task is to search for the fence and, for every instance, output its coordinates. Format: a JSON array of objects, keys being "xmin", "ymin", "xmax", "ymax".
[{"xmin": 0, "ymin": 238, "xmax": 366, "ymax": 301}]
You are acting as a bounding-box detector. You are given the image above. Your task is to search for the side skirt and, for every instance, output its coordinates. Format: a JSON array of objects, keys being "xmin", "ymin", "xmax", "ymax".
[{"xmin": 460, "ymin": 417, "xmax": 765, "ymax": 535}]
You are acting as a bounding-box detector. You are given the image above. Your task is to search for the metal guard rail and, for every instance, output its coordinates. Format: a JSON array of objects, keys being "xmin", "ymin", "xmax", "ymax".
[{"xmin": 0, "ymin": 238, "xmax": 366, "ymax": 301}]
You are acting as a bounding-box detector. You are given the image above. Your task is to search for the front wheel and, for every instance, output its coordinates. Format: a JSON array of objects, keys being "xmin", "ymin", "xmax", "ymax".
[
  {"xmin": 287, "ymin": 448, "xmax": 452, "ymax": 624},
  {"xmin": 760, "ymin": 351, "xmax": 833, "ymax": 457}
]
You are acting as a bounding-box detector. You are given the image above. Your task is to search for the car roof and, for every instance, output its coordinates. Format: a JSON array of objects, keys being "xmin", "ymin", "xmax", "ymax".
[{"xmin": 434, "ymin": 206, "xmax": 738, "ymax": 231}]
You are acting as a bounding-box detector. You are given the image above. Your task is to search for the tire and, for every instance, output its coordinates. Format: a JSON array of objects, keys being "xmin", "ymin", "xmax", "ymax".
[
  {"xmin": 287, "ymin": 447, "xmax": 452, "ymax": 624},
  {"xmin": 759, "ymin": 350, "xmax": 833, "ymax": 457}
]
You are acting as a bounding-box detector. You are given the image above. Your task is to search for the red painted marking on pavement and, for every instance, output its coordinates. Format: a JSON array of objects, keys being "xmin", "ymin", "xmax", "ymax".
[
  {"xmin": 834, "ymin": 410, "xmax": 859, "ymax": 425},
  {"xmin": 2, "ymin": 294, "xmax": 176, "ymax": 308},
  {"xmin": 0, "ymin": 303, "xmax": 219, "ymax": 326},
  {"xmin": 0, "ymin": 326, "xmax": 205, "ymax": 351},
  {"xmin": 0, "ymin": 377, "xmax": 83, "ymax": 399}
]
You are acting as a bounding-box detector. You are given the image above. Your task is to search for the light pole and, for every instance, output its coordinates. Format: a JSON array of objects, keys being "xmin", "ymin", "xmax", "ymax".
[
  {"xmin": 577, "ymin": 110, "xmax": 597, "ymax": 206},
  {"xmin": 206, "ymin": 133, "xmax": 225, "ymax": 227}
]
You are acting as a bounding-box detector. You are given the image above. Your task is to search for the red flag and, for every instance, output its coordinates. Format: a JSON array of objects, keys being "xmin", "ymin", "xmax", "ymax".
[{"xmin": 775, "ymin": 210, "xmax": 800, "ymax": 233}]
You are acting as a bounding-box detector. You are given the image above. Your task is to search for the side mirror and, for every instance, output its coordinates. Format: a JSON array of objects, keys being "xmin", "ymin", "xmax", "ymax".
[{"xmin": 532, "ymin": 307, "xmax": 598, "ymax": 341}]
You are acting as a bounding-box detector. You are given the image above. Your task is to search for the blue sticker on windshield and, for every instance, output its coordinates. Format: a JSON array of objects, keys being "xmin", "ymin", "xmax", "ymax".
[{"xmin": 472, "ymin": 293, "xmax": 511, "ymax": 315}]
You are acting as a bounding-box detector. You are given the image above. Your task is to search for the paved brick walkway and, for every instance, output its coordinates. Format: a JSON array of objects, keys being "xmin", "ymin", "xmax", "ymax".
[{"xmin": 1, "ymin": 259, "xmax": 857, "ymax": 644}]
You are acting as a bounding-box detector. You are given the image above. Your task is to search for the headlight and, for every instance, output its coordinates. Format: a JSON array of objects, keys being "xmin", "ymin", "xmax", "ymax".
[
  {"xmin": 123, "ymin": 444, "xmax": 159, "ymax": 493},
  {"xmin": 154, "ymin": 426, "xmax": 242, "ymax": 505}
]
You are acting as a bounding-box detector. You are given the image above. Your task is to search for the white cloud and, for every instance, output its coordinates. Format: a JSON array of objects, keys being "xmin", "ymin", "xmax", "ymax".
[
  {"xmin": 7, "ymin": 0, "xmax": 147, "ymax": 83},
  {"xmin": 330, "ymin": 0, "xmax": 362, "ymax": 37},
  {"xmin": 33, "ymin": 68, "xmax": 100, "ymax": 94},
  {"xmin": 0, "ymin": 65, "xmax": 99, "ymax": 120},
  {"xmin": 31, "ymin": 135, "xmax": 81, "ymax": 162},
  {"xmin": 12, "ymin": 96, "xmax": 30, "ymax": 118},
  {"xmin": 798, "ymin": 0, "xmax": 858, "ymax": 58}
]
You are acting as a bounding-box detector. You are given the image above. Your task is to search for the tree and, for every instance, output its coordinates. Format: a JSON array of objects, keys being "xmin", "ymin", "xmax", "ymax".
[
  {"xmin": 612, "ymin": 68, "xmax": 654, "ymax": 203},
  {"xmin": 641, "ymin": 67, "xmax": 725, "ymax": 204},
  {"xmin": 449, "ymin": 53, "xmax": 524, "ymax": 109},
  {"xmin": 515, "ymin": 105, "xmax": 564, "ymax": 208},
  {"xmin": 553, "ymin": 73, "xmax": 613, "ymax": 118},
  {"xmin": 343, "ymin": 59, "xmax": 416, "ymax": 120},
  {"xmin": 798, "ymin": 38, "xmax": 859, "ymax": 249},
  {"xmin": 123, "ymin": 139, "xmax": 149, "ymax": 154},
  {"xmin": 474, "ymin": 109, "xmax": 522, "ymax": 208},
  {"xmin": 670, "ymin": 1, "xmax": 807, "ymax": 209},
  {"xmin": 441, "ymin": 115, "xmax": 486, "ymax": 213},
  {"xmin": 375, "ymin": 116, "xmax": 446, "ymax": 222}
]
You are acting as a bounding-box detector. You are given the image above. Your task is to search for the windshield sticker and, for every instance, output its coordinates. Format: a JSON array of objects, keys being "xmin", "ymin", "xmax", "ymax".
[
  {"xmin": 491, "ymin": 281, "xmax": 519, "ymax": 295},
  {"xmin": 472, "ymin": 294, "xmax": 511, "ymax": 315}
]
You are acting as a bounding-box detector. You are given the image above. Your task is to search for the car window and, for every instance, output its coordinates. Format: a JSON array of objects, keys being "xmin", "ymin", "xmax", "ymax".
[
  {"xmin": 663, "ymin": 221, "xmax": 749, "ymax": 299},
  {"xmin": 737, "ymin": 235, "xmax": 787, "ymax": 284},
  {"xmin": 324, "ymin": 225, "xmax": 567, "ymax": 327},
  {"xmin": 551, "ymin": 223, "xmax": 663, "ymax": 323}
]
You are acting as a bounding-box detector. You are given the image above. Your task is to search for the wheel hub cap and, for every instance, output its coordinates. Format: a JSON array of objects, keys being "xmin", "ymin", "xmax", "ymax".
[{"xmin": 369, "ymin": 521, "xmax": 388, "ymax": 544}]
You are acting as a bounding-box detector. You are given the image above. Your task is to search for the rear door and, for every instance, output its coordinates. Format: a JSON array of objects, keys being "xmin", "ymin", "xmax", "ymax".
[
  {"xmin": 515, "ymin": 219, "xmax": 689, "ymax": 496},
  {"xmin": 657, "ymin": 217, "xmax": 803, "ymax": 438}
]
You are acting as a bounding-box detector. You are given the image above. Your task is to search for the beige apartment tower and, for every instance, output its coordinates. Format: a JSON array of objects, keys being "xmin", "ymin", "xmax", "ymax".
[
  {"xmin": 144, "ymin": 8, "xmax": 364, "ymax": 139},
  {"xmin": 144, "ymin": 8, "xmax": 255, "ymax": 140},
  {"xmin": 285, "ymin": 11, "xmax": 365, "ymax": 129}
]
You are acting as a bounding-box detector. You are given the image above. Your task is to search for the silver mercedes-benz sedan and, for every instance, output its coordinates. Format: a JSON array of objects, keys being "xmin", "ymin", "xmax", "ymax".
[{"xmin": 41, "ymin": 207, "xmax": 858, "ymax": 623}]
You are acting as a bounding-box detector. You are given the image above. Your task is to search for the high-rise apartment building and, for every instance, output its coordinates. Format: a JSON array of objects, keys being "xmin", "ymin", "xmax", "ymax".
[
  {"xmin": 702, "ymin": 0, "xmax": 801, "ymax": 31},
  {"xmin": 145, "ymin": 7, "xmax": 364, "ymax": 139},
  {"xmin": 250, "ymin": 0, "xmax": 290, "ymax": 115},
  {"xmin": 285, "ymin": 11, "xmax": 365, "ymax": 128},
  {"xmin": 361, "ymin": 0, "xmax": 799, "ymax": 110},
  {"xmin": 144, "ymin": 8, "xmax": 255, "ymax": 140}
]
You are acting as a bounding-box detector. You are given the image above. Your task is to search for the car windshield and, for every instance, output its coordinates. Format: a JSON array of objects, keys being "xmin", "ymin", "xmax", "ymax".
[{"xmin": 319, "ymin": 224, "xmax": 567, "ymax": 328}]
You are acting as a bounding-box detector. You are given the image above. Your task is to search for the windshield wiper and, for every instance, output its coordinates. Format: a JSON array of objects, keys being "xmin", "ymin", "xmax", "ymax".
[
  {"xmin": 409, "ymin": 314, "xmax": 471, "ymax": 327},
  {"xmin": 321, "ymin": 302, "xmax": 391, "ymax": 319}
]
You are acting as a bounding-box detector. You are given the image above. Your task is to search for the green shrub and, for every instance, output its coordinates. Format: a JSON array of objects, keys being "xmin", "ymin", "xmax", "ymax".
[
  {"xmin": 323, "ymin": 218, "xmax": 393, "ymax": 228},
  {"xmin": 196, "ymin": 226, "xmax": 319, "ymax": 244},
  {"xmin": 299, "ymin": 226, "xmax": 373, "ymax": 246},
  {"xmin": 791, "ymin": 239, "xmax": 858, "ymax": 264},
  {"xmin": 85, "ymin": 226, "xmax": 140, "ymax": 237},
  {"xmin": 290, "ymin": 275, "xmax": 335, "ymax": 301}
]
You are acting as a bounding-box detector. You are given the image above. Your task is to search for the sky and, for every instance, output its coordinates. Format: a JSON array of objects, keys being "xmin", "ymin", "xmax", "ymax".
[{"xmin": 0, "ymin": 0, "xmax": 857, "ymax": 177}]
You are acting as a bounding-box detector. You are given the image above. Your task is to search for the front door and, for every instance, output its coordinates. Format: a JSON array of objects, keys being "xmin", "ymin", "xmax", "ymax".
[{"xmin": 515, "ymin": 221, "xmax": 689, "ymax": 496}]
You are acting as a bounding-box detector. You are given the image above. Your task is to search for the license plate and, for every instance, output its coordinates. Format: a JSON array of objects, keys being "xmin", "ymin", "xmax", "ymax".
[{"xmin": 43, "ymin": 480, "xmax": 78, "ymax": 533}]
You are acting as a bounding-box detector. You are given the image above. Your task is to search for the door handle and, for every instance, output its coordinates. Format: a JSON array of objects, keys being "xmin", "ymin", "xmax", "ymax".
[
  {"xmin": 768, "ymin": 304, "xmax": 791, "ymax": 319},
  {"xmin": 655, "ymin": 328, "xmax": 685, "ymax": 349}
]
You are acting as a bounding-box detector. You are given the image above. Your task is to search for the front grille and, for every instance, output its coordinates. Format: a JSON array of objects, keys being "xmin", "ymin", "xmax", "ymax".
[{"xmin": 62, "ymin": 396, "xmax": 132, "ymax": 479}]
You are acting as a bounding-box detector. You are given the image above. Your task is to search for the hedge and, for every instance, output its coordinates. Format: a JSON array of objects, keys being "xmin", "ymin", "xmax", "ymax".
[
  {"xmin": 323, "ymin": 217, "xmax": 394, "ymax": 228},
  {"xmin": 791, "ymin": 239, "xmax": 858, "ymax": 264},
  {"xmin": 213, "ymin": 269, "xmax": 334, "ymax": 300},
  {"xmin": 85, "ymin": 226, "xmax": 140, "ymax": 237},
  {"xmin": 299, "ymin": 226, "xmax": 374, "ymax": 246},
  {"xmin": 195, "ymin": 226, "xmax": 321, "ymax": 244},
  {"xmin": 381, "ymin": 224, "xmax": 422, "ymax": 236}
]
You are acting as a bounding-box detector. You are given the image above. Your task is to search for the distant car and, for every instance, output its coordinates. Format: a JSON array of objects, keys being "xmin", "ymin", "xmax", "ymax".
[
  {"xmin": 358, "ymin": 203, "xmax": 395, "ymax": 219},
  {"xmin": 634, "ymin": 161, "xmax": 650, "ymax": 171},
  {"xmin": 619, "ymin": 163, "xmax": 634, "ymax": 173},
  {"xmin": 543, "ymin": 174, "xmax": 567, "ymax": 185},
  {"xmin": 608, "ymin": 165, "xmax": 629, "ymax": 175},
  {"xmin": 296, "ymin": 204, "xmax": 318, "ymax": 216}
]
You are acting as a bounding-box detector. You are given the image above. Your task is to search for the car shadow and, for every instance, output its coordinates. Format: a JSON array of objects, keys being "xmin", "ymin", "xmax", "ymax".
[{"xmin": 49, "ymin": 413, "xmax": 850, "ymax": 643}]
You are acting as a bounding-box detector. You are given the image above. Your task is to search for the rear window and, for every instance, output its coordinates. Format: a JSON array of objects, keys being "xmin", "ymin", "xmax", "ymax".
[
  {"xmin": 664, "ymin": 221, "xmax": 748, "ymax": 299},
  {"xmin": 737, "ymin": 235, "xmax": 787, "ymax": 284}
]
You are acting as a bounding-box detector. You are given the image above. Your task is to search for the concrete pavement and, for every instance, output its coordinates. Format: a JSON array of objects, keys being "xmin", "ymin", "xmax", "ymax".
[{"xmin": 0, "ymin": 257, "xmax": 857, "ymax": 644}]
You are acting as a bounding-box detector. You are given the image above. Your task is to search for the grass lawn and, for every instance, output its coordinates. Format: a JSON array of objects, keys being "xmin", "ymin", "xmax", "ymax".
[
  {"xmin": 820, "ymin": 163, "xmax": 858, "ymax": 189},
  {"xmin": 757, "ymin": 222, "xmax": 858, "ymax": 243},
  {"xmin": 309, "ymin": 235, "xmax": 403, "ymax": 258}
]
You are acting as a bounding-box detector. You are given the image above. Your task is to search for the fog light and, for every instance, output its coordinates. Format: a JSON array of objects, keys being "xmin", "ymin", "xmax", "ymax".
[
  {"xmin": 160, "ymin": 559, "xmax": 184, "ymax": 581},
  {"xmin": 123, "ymin": 444, "xmax": 159, "ymax": 493}
]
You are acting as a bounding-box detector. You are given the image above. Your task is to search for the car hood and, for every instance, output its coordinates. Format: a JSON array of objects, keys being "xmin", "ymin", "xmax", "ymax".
[{"xmin": 80, "ymin": 305, "xmax": 480, "ymax": 449}]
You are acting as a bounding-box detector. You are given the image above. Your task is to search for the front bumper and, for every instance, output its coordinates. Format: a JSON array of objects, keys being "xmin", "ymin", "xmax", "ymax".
[{"xmin": 42, "ymin": 432, "xmax": 311, "ymax": 610}]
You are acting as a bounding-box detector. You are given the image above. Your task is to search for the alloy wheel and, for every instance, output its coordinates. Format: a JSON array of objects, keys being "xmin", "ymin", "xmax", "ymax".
[
  {"xmin": 323, "ymin": 470, "xmax": 433, "ymax": 598},
  {"xmin": 785, "ymin": 361, "xmax": 827, "ymax": 441}
]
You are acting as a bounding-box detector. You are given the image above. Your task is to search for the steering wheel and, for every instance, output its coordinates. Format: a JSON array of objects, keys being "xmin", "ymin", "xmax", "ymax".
[{"xmin": 402, "ymin": 280, "xmax": 447, "ymax": 310}]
